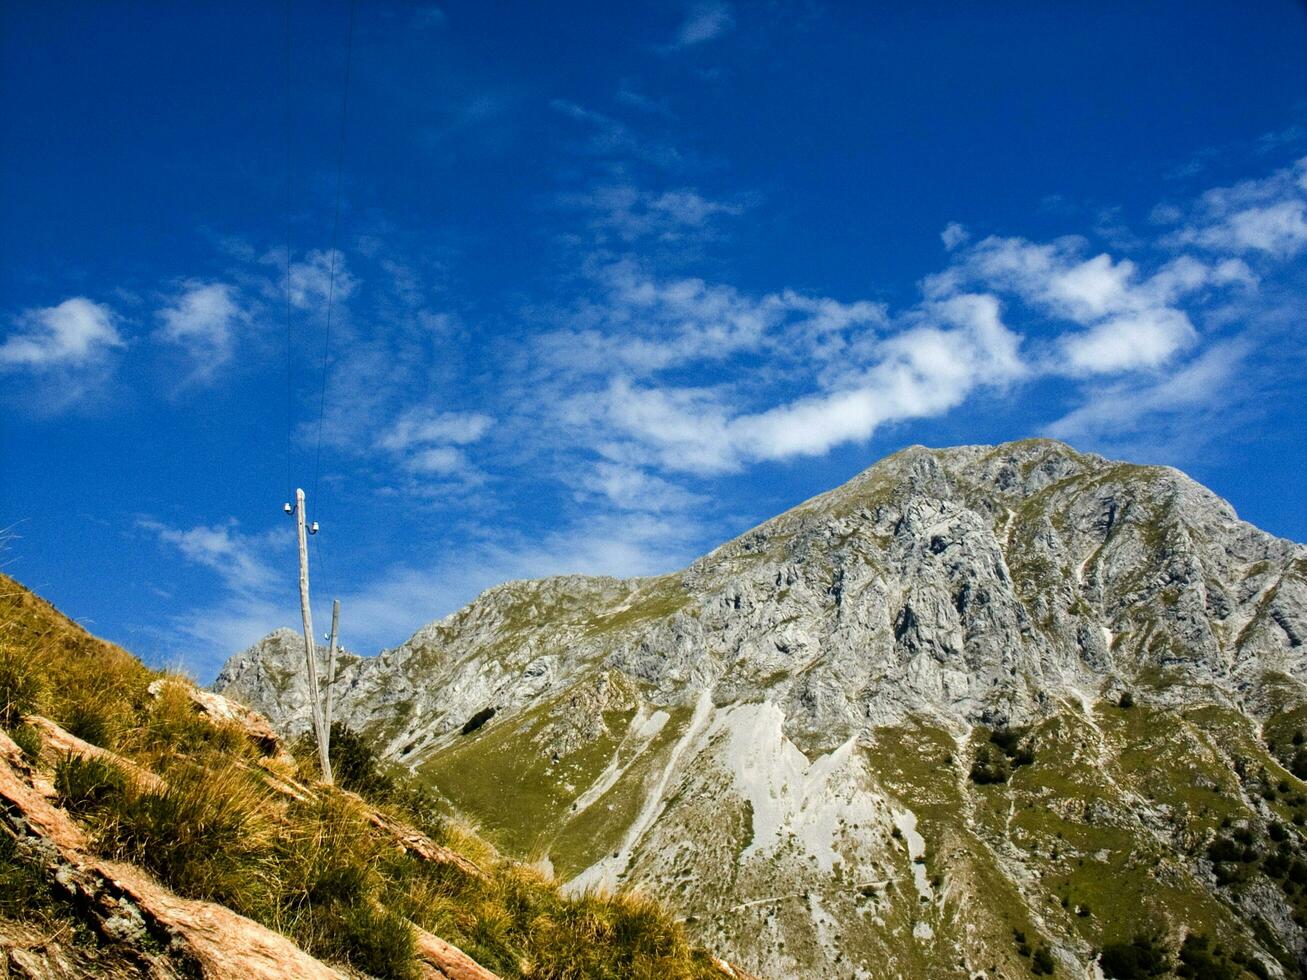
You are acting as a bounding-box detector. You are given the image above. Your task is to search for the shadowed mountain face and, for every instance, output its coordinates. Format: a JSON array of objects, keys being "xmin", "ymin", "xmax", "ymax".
[{"xmin": 219, "ymin": 440, "xmax": 1307, "ymax": 979}]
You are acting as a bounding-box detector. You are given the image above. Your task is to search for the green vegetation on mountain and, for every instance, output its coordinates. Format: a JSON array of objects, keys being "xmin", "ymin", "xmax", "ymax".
[
  {"xmin": 0, "ymin": 572, "xmax": 732, "ymax": 978},
  {"xmin": 217, "ymin": 440, "xmax": 1307, "ymax": 978}
]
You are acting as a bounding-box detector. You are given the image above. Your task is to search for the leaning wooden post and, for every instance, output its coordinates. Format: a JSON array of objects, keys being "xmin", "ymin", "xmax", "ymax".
[
  {"xmin": 293, "ymin": 487, "xmax": 333, "ymax": 784},
  {"xmin": 324, "ymin": 598, "xmax": 340, "ymax": 743}
]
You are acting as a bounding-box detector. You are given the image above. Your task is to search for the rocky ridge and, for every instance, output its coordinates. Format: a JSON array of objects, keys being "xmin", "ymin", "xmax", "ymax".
[{"xmin": 220, "ymin": 439, "xmax": 1307, "ymax": 978}]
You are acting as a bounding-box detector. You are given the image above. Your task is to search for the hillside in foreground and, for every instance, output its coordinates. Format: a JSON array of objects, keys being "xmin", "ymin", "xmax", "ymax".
[
  {"xmin": 0, "ymin": 571, "xmax": 749, "ymax": 979},
  {"xmin": 222, "ymin": 439, "xmax": 1307, "ymax": 979}
]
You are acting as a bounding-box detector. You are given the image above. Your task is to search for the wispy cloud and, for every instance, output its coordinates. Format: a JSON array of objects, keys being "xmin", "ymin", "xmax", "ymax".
[
  {"xmin": 0, "ymin": 298, "xmax": 126, "ymax": 413},
  {"xmin": 549, "ymin": 99, "xmax": 686, "ymax": 170},
  {"xmin": 560, "ymin": 184, "xmax": 744, "ymax": 244},
  {"xmin": 139, "ymin": 519, "xmax": 278, "ymax": 594},
  {"xmin": 940, "ymin": 222, "xmax": 969, "ymax": 251},
  {"xmin": 152, "ymin": 507, "xmax": 702, "ymax": 681},
  {"xmin": 138, "ymin": 517, "xmax": 291, "ymax": 679},
  {"xmin": 0, "ymin": 298, "xmax": 123, "ymax": 369},
  {"xmin": 547, "ymin": 288, "xmax": 1020, "ymax": 475},
  {"xmin": 670, "ymin": 1, "xmax": 734, "ymax": 48},
  {"xmin": 1166, "ymin": 156, "xmax": 1307, "ymax": 257},
  {"xmin": 155, "ymin": 281, "xmax": 247, "ymax": 383},
  {"xmin": 520, "ymin": 154, "xmax": 1306, "ymax": 493},
  {"xmin": 379, "ymin": 407, "xmax": 494, "ymax": 478},
  {"xmin": 259, "ymin": 248, "xmax": 358, "ymax": 311}
]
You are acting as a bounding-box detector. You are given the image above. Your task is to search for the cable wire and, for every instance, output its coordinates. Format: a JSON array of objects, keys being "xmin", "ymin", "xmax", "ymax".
[
  {"xmin": 310, "ymin": 0, "xmax": 358, "ymax": 527},
  {"xmin": 283, "ymin": 0, "xmax": 295, "ymax": 504}
]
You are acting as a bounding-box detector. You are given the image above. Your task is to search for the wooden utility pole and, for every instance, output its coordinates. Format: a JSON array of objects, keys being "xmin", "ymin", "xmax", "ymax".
[
  {"xmin": 292, "ymin": 487, "xmax": 333, "ymax": 784},
  {"xmin": 324, "ymin": 598, "xmax": 340, "ymax": 740}
]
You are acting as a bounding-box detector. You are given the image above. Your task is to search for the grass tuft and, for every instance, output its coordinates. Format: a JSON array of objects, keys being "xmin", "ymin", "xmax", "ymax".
[
  {"xmin": 8, "ymin": 721, "xmax": 42, "ymax": 761},
  {"xmin": 337, "ymin": 902, "xmax": 418, "ymax": 979},
  {"xmin": 98, "ymin": 762, "xmax": 277, "ymax": 914},
  {"xmin": 0, "ymin": 641, "xmax": 46, "ymax": 726},
  {"xmin": 54, "ymin": 753, "xmax": 129, "ymax": 815}
]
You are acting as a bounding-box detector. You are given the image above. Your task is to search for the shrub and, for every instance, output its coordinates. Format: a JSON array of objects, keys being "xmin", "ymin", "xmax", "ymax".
[
  {"xmin": 1100, "ymin": 934, "xmax": 1170, "ymax": 978},
  {"xmin": 989, "ymin": 727, "xmax": 1023, "ymax": 755},
  {"xmin": 1176, "ymin": 934, "xmax": 1239, "ymax": 980},
  {"xmin": 1264, "ymin": 850, "xmax": 1290, "ymax": 878},
  {"xmin": 1292, "ymin": 750, "xmax": 1307, "ymax": 780},
  {"xmin": 1118, "ymin": 691, "xmax": 1135, "ymax": 709},
  {"xmin": 977, "ymin": 726, "xmax": 1035, "ymax": 776},
  {"xmin": 970, "ymin": 743, "xmax": 1011, "ymax": 785},
  {"xmin": 460, "ymin": 707, "xmax": 496, "ymax": 736},
  {"xmin": 1207, "ymin": 837, "xmax": 1253, "ymax": 864},
  {"xmin": 1032, "ymin": 945, "xmax": 1055, "ymax": 975}
]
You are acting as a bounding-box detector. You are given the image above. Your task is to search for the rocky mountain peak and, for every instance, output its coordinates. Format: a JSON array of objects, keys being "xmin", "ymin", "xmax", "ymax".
[{"xmin": 216, "ymin": 439, "xmax": 1307, "ymax": 978}]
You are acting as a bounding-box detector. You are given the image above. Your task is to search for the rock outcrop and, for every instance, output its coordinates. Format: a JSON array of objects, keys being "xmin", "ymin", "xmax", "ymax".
[{"xmin": 221, "ymin": 439, "xmax": 1307, "ymax": 979}]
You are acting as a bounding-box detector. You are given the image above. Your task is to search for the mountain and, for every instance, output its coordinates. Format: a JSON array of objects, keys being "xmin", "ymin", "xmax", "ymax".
[
  {"xmin": 218, "ymin": 439, "xmax": 1307, "ymax": 979},
  {"xmin": 0, "ymin": 572, "xmax": 742, "ymax": 979}
]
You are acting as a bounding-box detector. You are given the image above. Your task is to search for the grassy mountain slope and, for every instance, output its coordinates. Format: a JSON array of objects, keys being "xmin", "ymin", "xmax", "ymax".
[
  {"xmin": 0, "ymin": 571, "xmax": 741, "ymax": 979},
  {"xmin": 218, "ymin": 439, "xmax": 1307, "ymax": 978}
]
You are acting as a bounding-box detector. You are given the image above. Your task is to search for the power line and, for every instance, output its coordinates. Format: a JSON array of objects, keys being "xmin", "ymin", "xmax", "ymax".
[
  {"xmin": 283, "ymin": 0, "xmax": 295, "ymax": 503},
  {"xmin": 310, "ymin": 0, "xmax": 359, "ymax": 529}
]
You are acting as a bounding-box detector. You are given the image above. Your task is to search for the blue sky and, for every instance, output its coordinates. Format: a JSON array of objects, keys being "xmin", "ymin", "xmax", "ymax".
[{"xmin": 2, "ymin": 1, "xmax": 1306, "ymax": 681}]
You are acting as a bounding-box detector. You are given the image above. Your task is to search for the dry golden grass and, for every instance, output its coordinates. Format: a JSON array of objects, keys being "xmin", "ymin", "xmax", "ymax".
[{"xmin": 0, "ymin": 571, "xmax": 722, "ymax": 979}]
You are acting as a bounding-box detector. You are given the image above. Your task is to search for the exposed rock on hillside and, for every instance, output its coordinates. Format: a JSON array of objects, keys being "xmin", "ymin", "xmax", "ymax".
[{"xmin": 222, "ymin": 440, "xmax": 1307, "ymax": 979}]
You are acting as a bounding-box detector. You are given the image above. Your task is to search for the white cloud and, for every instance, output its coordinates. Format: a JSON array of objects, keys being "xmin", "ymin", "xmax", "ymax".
[
  {"xmin": 380, "ymin": 408, "xmax": 493, "ymax": 452},
  {"xmin": 279, "ymin": 249, "xmax": 356, "ymax": 311},
  {"xmin": 378, "ymin": 407, "xmax": 493, "ymax": 479},
  {"xmin": 927, "ymin": 234, "xmax": 1254, "ymax": 375},
  {"xmin": 1059, "ymin": 307, "xmax": 1196, "ymax": 375},
  {"xmin": 562, "ymin": 184, "xmax": 743, "ymax": 243},
  {"xmin": 523, "ymin": 152, "xmax": 1307, "ymax": 497},
  {"xmin": 940, "ymin": 222, "xmax": 969, "ymax": 251},
  {"xmin": 1045, "ymin": 341, "xmax": 1246, "ymax": 444},
  {"xmin": 673, "ymin": 1, "xmax": 734, "ymax": 47},
  {"xmin": 934, "ymin": 237, "xmax": 1140, "ymax": 324},
  {"xmin": 155, "ymin": 282, "xmax": 245, "ymax": 380},
  {"xmin": 571, "ymin": 290, "xmax": 1023, "ymax": 474},
  {"xmin": 140, "ymin": 519, "xmax": 278, "ymax": 594},
  {"xmin": 0, "ymin": 298, "xmax": 123, "ymax": 369},
  {"xmin": 1168, "ymin": 156, "xmax": 1307, "ymax": 257},
  {"xmin": 730, "ymin": 294, "xmax": 1023, "ymax": 464},
  {"xmin": 406, "ymin": 446, "xmax": 469, "ymax": 475},
  {"xmin": 1185, "ymin": 200, "xmax": 1307, "ymax": 256},
  {"xmin": 582, "ymin": 462, "xmax": 707, "ymax": 513}
]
